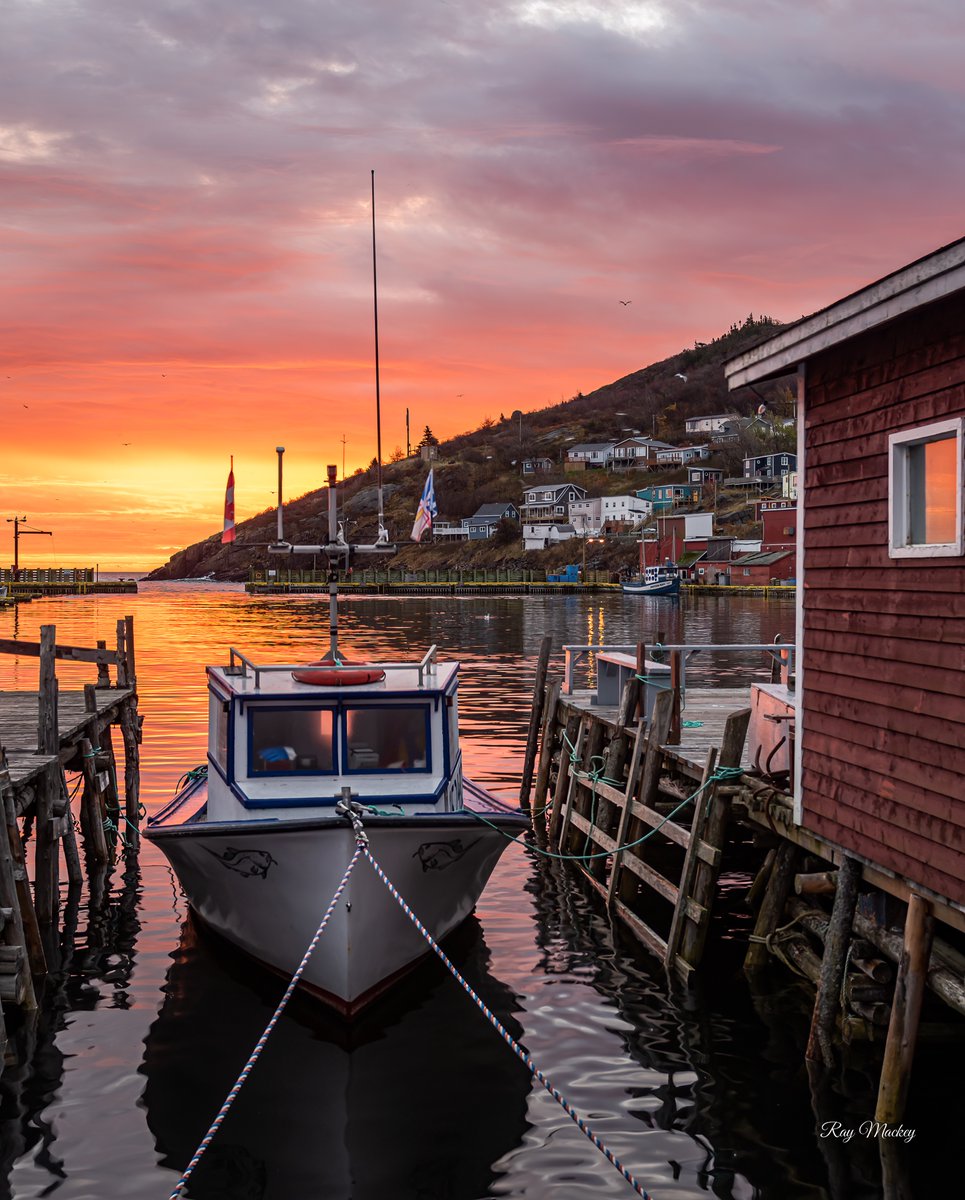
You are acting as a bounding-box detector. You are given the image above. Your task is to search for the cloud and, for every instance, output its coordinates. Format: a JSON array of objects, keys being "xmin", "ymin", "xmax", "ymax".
[{"xmin": 2, "ymin": 0, "xmax": 964, "ymax": 566}]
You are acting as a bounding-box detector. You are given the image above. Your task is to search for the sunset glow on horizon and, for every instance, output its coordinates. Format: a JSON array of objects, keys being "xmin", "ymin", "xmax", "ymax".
[{"xmin": 4, "ymin": 1, "xmax": 964, "ymax": 570}]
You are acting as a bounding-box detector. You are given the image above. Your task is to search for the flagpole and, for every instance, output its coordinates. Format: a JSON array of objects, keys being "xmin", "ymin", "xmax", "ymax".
[{"xmin": 371, "ymin": 169, "xmax": 385, "ymax": 536}]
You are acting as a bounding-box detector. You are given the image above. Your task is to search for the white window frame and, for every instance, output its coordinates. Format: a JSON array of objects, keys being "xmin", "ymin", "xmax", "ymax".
[{"xmin": 888, "ymin": 417, "xmax": 964, "ymax": 558}]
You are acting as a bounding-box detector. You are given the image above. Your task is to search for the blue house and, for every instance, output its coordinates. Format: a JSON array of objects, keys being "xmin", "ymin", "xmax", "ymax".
[
  {"xmin": 636, "ymin": 483, "xmax": 702, "ymax": 511},
  {"xmin": 461, "ymin": 502, "xmax": 520, "ymax": 539}
]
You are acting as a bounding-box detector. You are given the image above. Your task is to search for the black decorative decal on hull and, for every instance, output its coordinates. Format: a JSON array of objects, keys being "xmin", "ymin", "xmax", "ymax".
[
  {"xmin": 203, "ymin": 846, "xmax": 277, "ymax": 878},
  {"xmin": 413, "ymin": 838, "xmax": 480, "ymax": 872}
]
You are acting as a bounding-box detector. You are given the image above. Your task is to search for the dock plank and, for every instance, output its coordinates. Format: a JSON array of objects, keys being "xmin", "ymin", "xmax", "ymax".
[{"xmin": 563, "ymin": 688, "xmax": 755, "ymax": 775}]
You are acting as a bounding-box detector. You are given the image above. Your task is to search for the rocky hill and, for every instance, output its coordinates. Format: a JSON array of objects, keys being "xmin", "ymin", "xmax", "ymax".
[{"xmin": 147, "ymin": 315, "xmax": 794, "ymax": 581}]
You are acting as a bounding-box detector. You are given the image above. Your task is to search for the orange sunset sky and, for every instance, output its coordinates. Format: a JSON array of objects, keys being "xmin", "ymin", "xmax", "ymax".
[{"xmin": 4, "ymin": 1, "xmax": 964, "ymax": 571}]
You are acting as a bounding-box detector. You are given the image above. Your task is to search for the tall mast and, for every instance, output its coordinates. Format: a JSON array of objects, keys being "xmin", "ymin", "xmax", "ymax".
[
  {"xmin": 327, "ymin": 464, "xmax": 339, "ymax": 659},
  {"xmin": 371, "ymin": 169, "xmax": 385, "ymax": 537}
]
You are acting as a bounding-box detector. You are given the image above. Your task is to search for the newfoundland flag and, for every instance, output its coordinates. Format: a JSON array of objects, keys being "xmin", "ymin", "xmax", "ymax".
[
  {"xmin": 221, "ymin": 456, "xmax": 236, "ymax": 544},
  {"xmin": 410, "ymin": 468, "xmax": 437, "ymax": 542}
]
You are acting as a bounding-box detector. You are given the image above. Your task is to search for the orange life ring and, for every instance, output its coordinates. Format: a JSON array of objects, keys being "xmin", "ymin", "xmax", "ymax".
[{"xmin": 292, "ymin": 654, "xmax": 385, "ymax": 686}]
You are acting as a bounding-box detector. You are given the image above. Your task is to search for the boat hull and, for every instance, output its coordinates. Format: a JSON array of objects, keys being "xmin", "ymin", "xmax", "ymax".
[
  {"xmin": 145, "ymin": 791, "xmax": 525, "ymax": 1015},
  {"xmin": 621, "ymin": 578, "xmax": 680, "ymax": 596}
]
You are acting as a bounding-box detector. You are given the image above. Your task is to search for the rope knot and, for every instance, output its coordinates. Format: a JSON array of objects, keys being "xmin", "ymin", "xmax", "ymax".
[{"xmin": 335, "ymin": 797, "xmax": 369, "ymax": 844}]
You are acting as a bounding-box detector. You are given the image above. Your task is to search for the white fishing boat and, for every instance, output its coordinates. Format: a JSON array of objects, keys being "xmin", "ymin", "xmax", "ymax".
[{"xmin": 146, "ymin": 458, "xmax": 528, "ymax": 1015}]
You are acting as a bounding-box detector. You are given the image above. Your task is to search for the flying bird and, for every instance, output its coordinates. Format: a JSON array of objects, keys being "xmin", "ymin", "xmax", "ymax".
[
  {"xmin": 618, "ymin": 300, "xmax": 632, "ymax": 306},
  {"xmin": 674, "ymin": 373, "xmax": 688, "ymax": 382}
]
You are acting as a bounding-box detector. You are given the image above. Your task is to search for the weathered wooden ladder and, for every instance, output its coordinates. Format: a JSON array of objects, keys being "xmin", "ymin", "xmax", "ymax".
[{"xmin": 547, "ymin": 681, "xmax": 751, "ymax": 982}]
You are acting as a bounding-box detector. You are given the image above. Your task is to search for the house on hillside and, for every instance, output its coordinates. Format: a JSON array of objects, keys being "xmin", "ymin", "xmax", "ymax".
[
  {"xmin": 685, "ymin": 413, "xmax": 740, "ymax": 434},
  {"xmin": 521, "ymin": 483, "xmax": 587, "ymax": 524},
  {"xmin": 637, "ymin": 483, "xmax": 702, "ymax": 510},
  {"xmin": 565, "ymin": 443, "xmax": 615, "ymax": 470},
  {"xmin": 569, "ymin": 497, "xmax": 603, "ymax": 535},
  {"xmin": 611, "ymin": 437, "xmax": 673, "ymax": 469},
  {"xmin": 725, "ymin": 234, "xmax": 965, "ymax": 932},
  {"xmin": 743, "ymin": 451, "xmax": 797, "ymax": 480},
  {"xmin": 523, "ymin": 523, "xmax": 578, "ymax": 551},
  {"xmin": 522, "ymin": 456, "xmax": 554, "ymax": 474},
  {"xmin": 463, "ymin": 502, "xmax": 520, "ymax": 539},
  {"xmin": 689, "ymin": 466, "xmax": 723, "ymax": 485},
  {"xmin": 655, "ymin": 445, "xmax": 711, "ymax": 465},
  {"xmin": 600, "ymin": 494, "xmax": 651, "ymax": 529}
]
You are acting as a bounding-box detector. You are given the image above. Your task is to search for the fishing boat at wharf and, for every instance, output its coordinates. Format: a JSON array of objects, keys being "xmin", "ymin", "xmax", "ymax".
[
  {"xmin": 145, "ymin": 458, "xmax": 528, "ymax": 1015},
  {"xmin": 620, "ymin": 563, "xmax": 680, "ymax": 596}
]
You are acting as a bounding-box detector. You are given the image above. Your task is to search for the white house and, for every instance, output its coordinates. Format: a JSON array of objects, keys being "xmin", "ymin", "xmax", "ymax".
[
  {"xmin": 685, "ymin": 413, "xmax": 740, "ymax": 434},
  {"xmin": 600, "ymin": 494, "xmax": 651, "ymax": 526},
  {"xmin": 565, "ymin": 443, "xmax": 615, "ymax": 469},
  {"xmin": 523, "ymin": 523, "xmax": 579, "ymax": 550},
  {"xmin": 655, "ymin": 445, "xmax": 711, "ymax": 465},
  {"xmin": 568, "ymin": 497, "xmax": 603, "ymax": 534}
]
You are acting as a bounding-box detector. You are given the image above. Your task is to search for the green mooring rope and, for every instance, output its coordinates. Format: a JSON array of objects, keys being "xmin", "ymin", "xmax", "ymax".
[{"xmin": 474, "ymin": 765, "xmax": 745, "ymax": 863}]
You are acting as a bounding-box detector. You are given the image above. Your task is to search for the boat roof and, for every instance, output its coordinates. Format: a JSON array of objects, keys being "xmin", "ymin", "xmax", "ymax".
[{"xmin": 207, "ymin": 654, "xmax": 458, "ymax": 699}]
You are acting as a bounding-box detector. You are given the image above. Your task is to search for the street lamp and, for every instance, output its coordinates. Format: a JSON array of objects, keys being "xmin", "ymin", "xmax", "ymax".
[{"xmin": 6, "ymin": 516, "xmax": 52, "ymax": 582}]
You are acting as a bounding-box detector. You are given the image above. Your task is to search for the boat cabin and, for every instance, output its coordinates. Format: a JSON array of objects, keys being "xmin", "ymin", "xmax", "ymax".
[{"xmin": 204, "ymin": 651, "xmax": 462, "ymax": 822}]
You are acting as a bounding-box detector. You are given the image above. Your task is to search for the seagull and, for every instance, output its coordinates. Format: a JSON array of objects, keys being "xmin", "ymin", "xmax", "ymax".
[
  {"xmin": 674, "ymin": 373, "xmax": 688, "ymax": 382},
  {"xmin": 618, "ymin": 300, "xmax": 632, "ymax": 306}
]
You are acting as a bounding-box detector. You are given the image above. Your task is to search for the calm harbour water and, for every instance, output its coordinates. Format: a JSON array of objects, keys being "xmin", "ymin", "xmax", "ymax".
[{"xmin": 0, "ymin": 584, "xmax": 956, "ymax": 1199}]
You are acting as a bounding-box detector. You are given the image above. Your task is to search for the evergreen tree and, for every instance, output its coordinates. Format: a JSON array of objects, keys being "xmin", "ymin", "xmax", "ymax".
[{"xmin": 418, "ymin": 425, "xmax": 439, "ymax": 448}]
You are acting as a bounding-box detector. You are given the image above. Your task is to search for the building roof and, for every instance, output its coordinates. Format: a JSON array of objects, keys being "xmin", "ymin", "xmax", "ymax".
[
  {"xmin": 470, "ymin": 502, "xmax": 517, "ymax": 520},
  {"xmin": 732, "ymin": 550, "xmax": 794, "ymax": 566},
  {"xmin": 568, "ymin": 442, "xmax": 615, "ymax": 453},
  {"xmin": 725, "ymin": 236, "xmax": 965, "ymax": 387}
]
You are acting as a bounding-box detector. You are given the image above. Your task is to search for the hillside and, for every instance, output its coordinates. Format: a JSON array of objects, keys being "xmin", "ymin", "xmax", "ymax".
[{"xmin": 146, "ymin": 316, "xmax": 794, "ymax": 581}]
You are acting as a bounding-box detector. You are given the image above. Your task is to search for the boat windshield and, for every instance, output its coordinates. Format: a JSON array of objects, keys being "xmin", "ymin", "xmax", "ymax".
[
  {"xmin": 249, "ymin": 707, "xmax": 335, "ymax": 775},
  {"xmin": 345, "ymin": 705, "xmax": 430, "ymax": 772}
]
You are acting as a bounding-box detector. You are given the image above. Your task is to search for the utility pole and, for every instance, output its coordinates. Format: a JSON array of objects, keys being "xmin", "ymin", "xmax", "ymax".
[
  {"xmin": 6, "ymin": 516, "xmax": 52, "ymax": 582},
  {"xmin": 406, "ymin": 407, "xmax": 411, "ymax": 458},
  {"xmin": 341, "ymin": 434, "xmax": 347, "ymax": 480}
]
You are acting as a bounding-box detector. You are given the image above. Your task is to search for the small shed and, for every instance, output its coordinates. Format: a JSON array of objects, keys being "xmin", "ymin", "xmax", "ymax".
[{"xmin": 726, "ymin": 236, "xmax": 965, "ymax": 920}]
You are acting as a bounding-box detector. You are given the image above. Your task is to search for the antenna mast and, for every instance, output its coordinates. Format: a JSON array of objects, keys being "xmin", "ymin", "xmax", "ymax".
[{"xmin": 371, "ymin": 169, "xmax": 386, "ymax": 539}]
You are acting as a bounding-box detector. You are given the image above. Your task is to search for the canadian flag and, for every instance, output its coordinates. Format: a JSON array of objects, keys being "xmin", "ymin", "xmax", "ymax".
[{"xmin": 222, "ymin": 457, "xmax": 236, "ymax": 544}]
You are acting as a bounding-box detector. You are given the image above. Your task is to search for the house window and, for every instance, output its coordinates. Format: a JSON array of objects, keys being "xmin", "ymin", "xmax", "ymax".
[{"xmin": 889, "ymin": 418, "xmax": 963, "ymax": 557}]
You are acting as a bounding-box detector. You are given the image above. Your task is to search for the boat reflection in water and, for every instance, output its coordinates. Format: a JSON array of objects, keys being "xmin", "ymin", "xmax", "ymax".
[{"xmin": 140, "ymin": 912, "xmax": 531, "ymax": 1200}]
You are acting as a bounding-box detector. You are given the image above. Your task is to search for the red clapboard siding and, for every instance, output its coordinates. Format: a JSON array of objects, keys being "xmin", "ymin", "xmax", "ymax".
[
  {"xmin": 801, "ymin": 687, "xmax": 965, "ymax": 751},
  {"xmin": 801, "ymin": 291, "xmax": 965, "ymax": 905},
  {"xmin": 803, "ymin": 739, "xmax": 965, "ymax": 814},
  {"xmin": 806, "ymin": 608, "xmax": 965, "ymax": 646},
  {"xmin": 802, "ymin": 765, "xmax": 964, "ymax": 865},
  {"xmin": 805, "ymin": 810, "xmax": 964, "ymax": 908},
  {"xmin": 804, "ymin": 669, "xmax": 955, "ymax": 724}
]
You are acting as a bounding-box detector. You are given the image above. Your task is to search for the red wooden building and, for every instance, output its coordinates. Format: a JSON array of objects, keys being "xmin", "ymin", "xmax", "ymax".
[
  {"xmin": 756, "ymin": 498, "xmax": 797, "ymax": 552},
  {"xmin": 726, "ymin": 238, "xmax": 965, "ymax": 924},
  {"xmin": 730, "ymin": 549, "xmax": 795, "ymax": 584}
]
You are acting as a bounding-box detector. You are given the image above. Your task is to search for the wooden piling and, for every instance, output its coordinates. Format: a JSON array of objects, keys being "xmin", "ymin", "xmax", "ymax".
[
  {"xmin": 875, "ymin": 893, "xmax": 934, "ymax": 1125},
  {"xmin": 745, "ymin": 840, "xmax": 798, "ymax": 971},
  {"xmin": 519, "ymin": 635, "xmax": 553, "ymax": 811},
  {"xmin": 532, "ymin": 679, "xmax": 562, "ymax": 822},
  {"xmin": 119, "ymin": 699, "xmax": 142, "ymax": 848},
  {"xmin": 806, "ymin": 855, "xmax": 860, "ymax": 1066}
]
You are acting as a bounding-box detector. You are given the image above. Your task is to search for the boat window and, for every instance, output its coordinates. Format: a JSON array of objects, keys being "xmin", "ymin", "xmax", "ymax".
[
  {"xmin": 209, "ymin": 694, "xmax": 229, "ymax": 771},
  {"xmin": 344, "ymin": 706, "xmax": 430, "ymax": 772},
  {"xmin": 249, "ymin": 707, "xmax": 335, "ymax": 775}
]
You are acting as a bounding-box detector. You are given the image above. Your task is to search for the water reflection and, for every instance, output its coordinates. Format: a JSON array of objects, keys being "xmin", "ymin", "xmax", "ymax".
[{"xmin": 141, "ymin": 916, "xmax": 532, "ymax": 1200}]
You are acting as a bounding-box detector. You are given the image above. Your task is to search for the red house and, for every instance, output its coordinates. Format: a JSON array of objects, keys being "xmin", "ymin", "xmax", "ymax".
[
  {"xmin": 726, "ymin": 238, "xmax": 965, "ymax": 921},
  {"xmin": 757, "ymin": 499, "xmax": 797, "ymax": 552},
  {"xmin": 730, "ymin": 550, "xmax": 795, "ymax": 584}
]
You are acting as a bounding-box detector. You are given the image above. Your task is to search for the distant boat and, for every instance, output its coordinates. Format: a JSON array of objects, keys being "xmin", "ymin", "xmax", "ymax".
[{"xmin": 621, "ymin": 564, "xmax": 680, "ymax": 596}]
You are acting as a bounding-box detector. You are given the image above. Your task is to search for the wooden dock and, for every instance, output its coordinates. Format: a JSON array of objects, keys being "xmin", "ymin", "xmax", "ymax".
[
  {"xmin": 0, "ymin": 618, "xmax": 142, "ymax": 1068},
  {"xmin": 519, "ymin": 638, "xmax": 965, "ymax": 1128}
]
